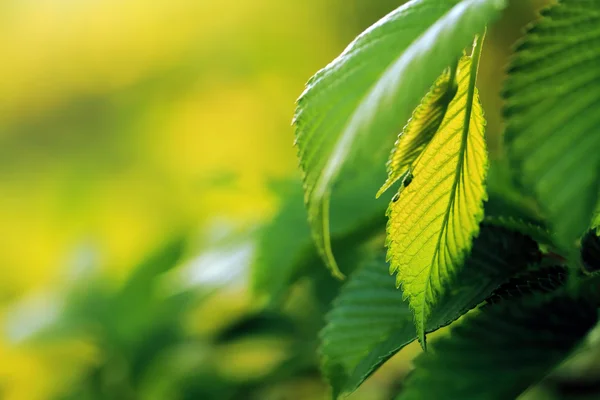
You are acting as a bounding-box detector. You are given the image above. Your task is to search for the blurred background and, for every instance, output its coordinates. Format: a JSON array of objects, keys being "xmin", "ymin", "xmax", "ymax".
[{"xmin": 0, "ymin": 1, "xmax": 548, "ymax": 399}]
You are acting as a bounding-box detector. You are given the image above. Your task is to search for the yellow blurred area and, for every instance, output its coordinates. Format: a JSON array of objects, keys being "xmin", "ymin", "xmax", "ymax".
[
  {"xmin": 0, "ymin": 337, "xmax": 98, "ymax": 400},
  {"xmin": 0, "ymin": 0, "xmax": 340, "ymax": 297},
  {"xmin": 0, "ymin": 1, "xmax": 351, "ymax": 398}
]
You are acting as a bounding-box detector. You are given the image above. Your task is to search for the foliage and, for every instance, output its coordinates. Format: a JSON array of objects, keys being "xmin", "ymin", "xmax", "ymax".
[
  {"xmin": 503, "ymin": 0, "xmax": 600, "ymax": 251},
  {"xmin": 320, "ymin": 226, "xmax": 539, "ymax": 398},
  {"xmin": 280, "ymin": 0, "xmax": 600, "ymax": 398},
  {"xmin": 293, "ymin": 0, "xmax": 507, "ymax": 278}
]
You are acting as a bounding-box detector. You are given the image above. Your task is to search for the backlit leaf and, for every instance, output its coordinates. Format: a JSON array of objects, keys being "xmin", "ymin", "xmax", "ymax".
[
  {"xmin": 321, "ymin": 226, "xmax": 539, "ymax": 398},
  {"xmin": 377, "ymin": 68, "xmax": 456, "ymax": 198},
  {"xmin": 387, "ymin": 54, "xmax": 488, "ymax": 347},
  {"xmin": 294, "ymin": 0, "xmax": 507, "ymax": 277}
]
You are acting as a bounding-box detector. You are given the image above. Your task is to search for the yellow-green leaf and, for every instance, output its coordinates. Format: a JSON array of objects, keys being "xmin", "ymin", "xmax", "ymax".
[
  {"xmin": 386, "ymin": 53, "xmax": 488, "ymax": 348},
  {"xmin": 294, "ymin": 0, "xmax": 507, "ymax": 278},
  {"xmin": 377, "ymin": 67, "xmax": 456, "ymax": 198}
]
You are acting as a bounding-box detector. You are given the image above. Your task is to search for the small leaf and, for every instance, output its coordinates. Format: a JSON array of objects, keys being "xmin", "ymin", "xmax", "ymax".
[
  {"xmin": 294, "ymin": 0, "xmax": 507, "ymax": 277},
  {"xmin": 320, "ymin": 226, "xmax": 539, "ymax": 398},
  {"xmin": 387, "ymin": 53, "xmax": 488, "ymax": 347},
  {"xmin": 398, "ymin": 293, "xmax": 598, "ymax": 400},
  {"xmin": 377, "ymin": 67, "xmax": 456, "ymax": 198},
  {"xmin": 504, "ymin": 0, "xmax": 600, "ymax": 249}
]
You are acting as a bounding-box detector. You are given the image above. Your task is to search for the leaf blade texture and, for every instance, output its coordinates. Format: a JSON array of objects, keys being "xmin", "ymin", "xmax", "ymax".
[
  {"xmin": 320, "ymin": 226, "xmax": 539, "ymax": 398},
  {"xmin": 377, "ymin": 68, "xmax": 456, "ymax": 198},
  {"xmin": 294, "ymin": 0, "xmax": 506, "ymax": 277},
  {"xmin": 504, "ymin": 0, "xmax": 600, "ymax": 249},
  {"xmin": 386, "ymin": 54, "xmax": 488, "ymax": 346},
  {"xmin": 397, "ymin": 293, "xmax": 598, "ymax": 400}
]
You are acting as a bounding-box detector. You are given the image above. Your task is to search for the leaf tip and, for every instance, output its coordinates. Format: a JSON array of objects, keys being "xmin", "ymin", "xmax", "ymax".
[
  {"xmin": 375, "ymin": 186, "xmax": 387, "ymax": 199},
  {"xmin": 311, "ymin": 192, "xmax": 345, "ymax": 280},
  {"xmin": 325, "ymin": 248, "xmax": 346, "ymax": 281}
]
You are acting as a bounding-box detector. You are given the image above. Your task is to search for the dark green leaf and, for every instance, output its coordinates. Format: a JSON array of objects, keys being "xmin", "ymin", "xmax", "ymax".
[
  {"xmin": 398, "ymin": 293, "xmax": 598, "ymax": 400},
  {"xmin": 320, "ymin": 226, "xmax": 539, "ymax": 398},
  {"xmin": 484, "ymin": 266, "xmax": 567, "ymax": 306}
]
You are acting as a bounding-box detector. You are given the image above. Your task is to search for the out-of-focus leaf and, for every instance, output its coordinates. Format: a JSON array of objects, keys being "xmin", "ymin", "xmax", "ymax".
[
  {"xmin": 26, "ymin": 235, "xmax": 189, "ymax": 346},
  {"xmin": 592, "ymin": 209, "xmax": 600, "ymax": 234},
  {"xmin": 252, "ymin": 181, "xmax": 313, "ymax": 305},
  {"xmin": 214, "ymin": 312, "xmax": 297, "ymax": 344},
  {"xmin": 485, "ymin": 157, "xmax": 542, "ymax": 222},
  {"xmin": 252, "ymin": 178, "xmax": 389, "ymax": 305}
]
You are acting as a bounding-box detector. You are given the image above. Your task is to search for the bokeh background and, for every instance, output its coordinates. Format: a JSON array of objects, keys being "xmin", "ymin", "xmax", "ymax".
[{"xmin": 0, "ymin": 1, "xmax": 548, "ymax": 399}]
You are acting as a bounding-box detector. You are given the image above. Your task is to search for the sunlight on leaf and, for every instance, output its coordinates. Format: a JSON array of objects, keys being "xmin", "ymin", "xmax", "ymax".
[
  {"xmin": 294, "ymin": 0, "xmax": 506, "ymax": 278},
  {"xmin": 321, "ymin": 226, "xmax": 539, "ymax": 398},
  {"xmin": 377, "ymin": 66, "xmax": 456, "ymax": 198},
  {"xmin": 387, "ymin": 53, "xmax": 488, "ymax": 348}
]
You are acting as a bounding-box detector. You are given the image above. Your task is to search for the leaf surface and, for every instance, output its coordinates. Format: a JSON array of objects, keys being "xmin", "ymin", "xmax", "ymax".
[
  {"xmin": 504, "ymin": 0, "xmax": 600, "ymax": 249},
  {"xmin": 377, "ymin": 68, "xmax": 456, "ymax": 197},
  {"xmin": 398, "ymin": 293, "xmax": 598, "ymax": 400},
  {"xmin": 294, "ymin": 0, "xmax": 507, "ymax": 276},
  {"xmin": 387, "ymin": 54, "xmax": 488, "ymax": 346},
  {"xmin": 321, "ymin": 226, "xmax": 539, "ymax": 398}
]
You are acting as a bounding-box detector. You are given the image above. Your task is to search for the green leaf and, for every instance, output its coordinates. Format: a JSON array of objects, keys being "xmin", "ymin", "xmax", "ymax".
[
  {"xmin": 252, "ymin": 179, "xmax": 388, "ymax": 305},
  {"xmin": 387, "ymin": 53, "xmax": 488, "ymax": 347},
  {"xmin": 397, "ymin": 293, "xmax": 598, "ymax": 400},
  {"xmin": 504, "ymin": 0, "xmax": 600, "ymax": 250},
  {"xmin": 483, "ymin": 159, "xmax": 555, "ymax": 247},
  {"xmin": 320, "ymin": 226, "xmax": 540, "ymax": 398},
  {"xmin": 252, "ymin": 181, "xmax": 312, "ymax": 305},
  {"xmin": 377, "ymin": 67, "xmax": 456, "ymax": 198},
  {"xmin": 294, "ymin": 0, "xmax": 507, "ymax": 277}
]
